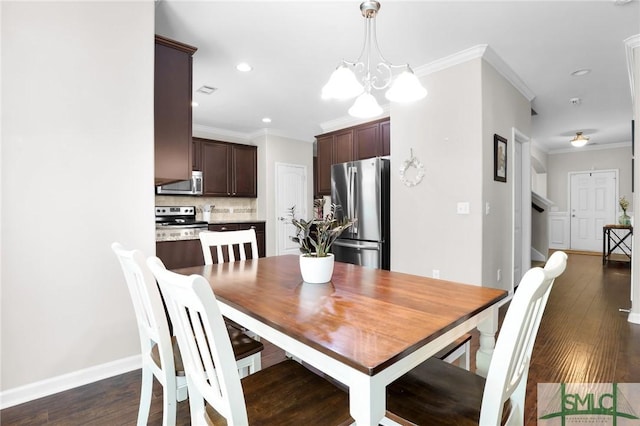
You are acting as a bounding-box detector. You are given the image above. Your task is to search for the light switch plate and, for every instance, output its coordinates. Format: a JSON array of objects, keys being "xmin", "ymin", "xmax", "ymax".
[{"xmin": 457, "ymin": 202, "xmax": 470, "ymax": 214}]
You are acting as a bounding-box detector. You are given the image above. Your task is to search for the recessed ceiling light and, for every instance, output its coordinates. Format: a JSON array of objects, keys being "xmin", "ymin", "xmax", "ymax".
[
  {"xmin": 571, "ymin": 69, "xmax": 591, "ymax": 77},
  {"xmin": 236, "ymin": 62, "xmax": 253, "ymax": 72},
  {"xmin": 262, "ymin": 117, "xmax": 272, "ymax": 123}
]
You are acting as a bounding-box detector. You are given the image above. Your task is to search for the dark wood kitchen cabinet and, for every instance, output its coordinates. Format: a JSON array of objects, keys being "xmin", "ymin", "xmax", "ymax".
[
  {"xmin": 316, "ymin": 129, "xmax": 354, "ymax": 195},
  {"xmin": 354, "ymin": 118, "xmax": 391, "ymax": 160},
  {"xmin": 154, "ymin": 35, "xmax": 197, "ymax": 185},
  {"xmin": 315, "ymin": 118, "xmax": 389, "ymax": 195},
  {"xmin": 196, "ymin": 138, "xmax": 257, "ymax": 198},
  {"xmin": 155, "ymin": 239, "xmax": 204, "ymax": 269},
  {"xmin": 156, "ymin": 221, "xmax": 265, "ymax": 268}
]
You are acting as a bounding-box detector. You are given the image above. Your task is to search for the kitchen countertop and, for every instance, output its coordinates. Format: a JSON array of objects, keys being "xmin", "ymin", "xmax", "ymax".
[
  {"xmin": 206, "ymin": 219, "xmax": 265, "ymax": 224},
  {"xmin": 156, "ymin": 219, "xmax": 266, "ymax": 242}
]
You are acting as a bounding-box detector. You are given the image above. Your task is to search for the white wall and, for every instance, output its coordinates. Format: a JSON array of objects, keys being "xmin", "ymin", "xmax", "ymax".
[
  {"xmin": 547, "ymin": 146, "xmax": 633, "ymax": 212},
  {"xmin": 391, "ymin": 58, "xmax": 484, "ymax": 285},
  {"xmin": 480, "ymin": 60, "xmax": 531, "ymax": 290},
  {"xmin": 1, "ymin": 0, "xmax": 154, "ymax": 402}
]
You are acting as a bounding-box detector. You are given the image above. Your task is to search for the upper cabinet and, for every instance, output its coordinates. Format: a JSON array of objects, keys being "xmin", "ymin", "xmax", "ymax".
[
  {"xmin": 194, "ymin": 138, "xmax": 258, "ymax": 198},
  {"xmin": 154, "ymin": 35, "xmax": 197, "ymax": 186},
  {"xmin": 316, "ymin": 129, "xmax": 354, "ymax": 195},
  {"xmin": 315, "ymin": 118, "xmax": 390, "ymax": 196}
]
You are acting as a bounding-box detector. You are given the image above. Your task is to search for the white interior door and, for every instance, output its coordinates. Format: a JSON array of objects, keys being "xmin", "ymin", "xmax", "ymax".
[
  {"xmin": 570, "ymin": 170, "xmax": 617, "ymax": 251},
  {"xmin": 275, "ymin": 163, "xmax": 308, "ymax": 255}
]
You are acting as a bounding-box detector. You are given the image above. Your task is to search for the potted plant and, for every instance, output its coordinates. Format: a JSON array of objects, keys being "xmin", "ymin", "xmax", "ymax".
[
  {"xmin": 619, "ymin": 196, "xmax": 631, "ymax": 225},
  {"xmin": 289, "ymin": 203, "xmax": 356, "ymax": 283}
]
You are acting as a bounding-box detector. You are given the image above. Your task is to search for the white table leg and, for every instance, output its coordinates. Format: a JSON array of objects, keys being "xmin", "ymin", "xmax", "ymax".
[
  {"xmin": 475, "ymin": 305, "xmax": 499, "ymax": 377},
  {"xmin": 349, "ymin": 374, "xmax": 386, "ymax": 425}
]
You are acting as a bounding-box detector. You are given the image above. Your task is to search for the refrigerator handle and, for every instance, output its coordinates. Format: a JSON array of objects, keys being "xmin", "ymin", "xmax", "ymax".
[{"xmin": 350, "ymin": 166, "xmax": 358, "ymax": 234}]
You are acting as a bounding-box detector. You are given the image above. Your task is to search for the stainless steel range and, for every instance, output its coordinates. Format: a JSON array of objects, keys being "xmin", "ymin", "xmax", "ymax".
[{"xmin": 155, "ymin": 206, "xmax": 209, "ymax": 241}]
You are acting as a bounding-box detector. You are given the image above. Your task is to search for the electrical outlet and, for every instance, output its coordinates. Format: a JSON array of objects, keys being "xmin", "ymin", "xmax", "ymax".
[
  {"xmin": 486, "ymin": 202, "xmax": 491, "ymax": 215},
  {"xmin": 497, "ymin": 269, "xmax": 502, "ymax": 282},
  {"xmin": 433, "ymin": 269, "xmax": 440, "ymax": 279}
]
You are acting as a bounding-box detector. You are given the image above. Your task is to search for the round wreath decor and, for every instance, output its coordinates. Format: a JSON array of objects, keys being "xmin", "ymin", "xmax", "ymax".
[{"xmin": 399, "ymin": 152, "xmax": 425, "ymax": 187}]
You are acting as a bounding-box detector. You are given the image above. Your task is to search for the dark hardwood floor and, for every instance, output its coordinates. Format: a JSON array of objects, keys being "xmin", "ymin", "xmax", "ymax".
[{"xmin": 2, "ymin": 252, "xmax": 639, "ymax": 425}]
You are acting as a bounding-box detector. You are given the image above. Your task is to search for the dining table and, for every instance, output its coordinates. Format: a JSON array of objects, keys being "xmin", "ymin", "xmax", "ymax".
[{"xmin": 174, "ymin": 254, "xmax": 507, "ymax": 425}]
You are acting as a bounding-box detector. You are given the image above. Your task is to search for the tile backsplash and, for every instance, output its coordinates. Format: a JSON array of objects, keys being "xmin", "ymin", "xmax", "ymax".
[{"xmin": 155, "ymin": 195, "xmax": 258, "ymax": 222}]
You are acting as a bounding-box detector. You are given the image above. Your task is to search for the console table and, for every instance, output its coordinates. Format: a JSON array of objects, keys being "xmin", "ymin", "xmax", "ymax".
[{"xmin": 602, "ymin": 224, "xmax": 633, "ymax": 265}]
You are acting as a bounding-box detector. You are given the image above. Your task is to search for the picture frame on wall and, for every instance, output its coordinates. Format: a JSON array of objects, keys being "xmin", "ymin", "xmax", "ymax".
[{"xmin": 494, "ymin": 133, "xmax": 507, "ymax": 183}]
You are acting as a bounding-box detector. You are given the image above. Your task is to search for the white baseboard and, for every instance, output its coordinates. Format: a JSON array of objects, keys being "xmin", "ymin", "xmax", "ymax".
[
  {"xmin": 531, "ymin": 247, "xmax": 546, "ymax": 262},
  {"xmin": 628, "ymin": 312, "xmax": 640, "ymax": 325},
  {"xmin": 0, "ymin": 355, "xmax": 141, "ymax": 410}
]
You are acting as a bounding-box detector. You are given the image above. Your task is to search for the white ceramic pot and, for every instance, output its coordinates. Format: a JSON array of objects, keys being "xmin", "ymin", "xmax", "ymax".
[{"xmin": 299, "ymin": 253, "xmax": 335, "ymax": 284}]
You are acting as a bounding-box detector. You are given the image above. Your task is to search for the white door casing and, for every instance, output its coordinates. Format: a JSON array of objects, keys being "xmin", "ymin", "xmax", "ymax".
[
  {"xmin": 275, "ymin": 163, "xmax": 308, "ymax": 256},
  {"xmin": 569, "ymin": 170, "xmax": 617, "ymax": 252},
  {"xmin": 512, "ymin": 128, "xmax": 531, "ymax": 293}
]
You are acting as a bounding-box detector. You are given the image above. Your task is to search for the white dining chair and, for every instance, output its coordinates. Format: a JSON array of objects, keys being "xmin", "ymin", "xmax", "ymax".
[
  {"xmin": 435, "ymin": 333, "xmax": 472, "ymax": 370},
  {"xmin": 147, "ymin": 256, "xmax": 353, "ymax": 425},
  {"xmin": 385, "ymin": 250, "xmax": 568, "ymax": 426},
  {"xmin": 199, "ymin": 228, "xmax": 262, "ymax": 341},
  {"xmin": 199, "ymin": 229, "xmax": 259, "ymax": 264},
  {"xmin": 111, "ymin": 243, "xmax": 264, "ymax": 426}
]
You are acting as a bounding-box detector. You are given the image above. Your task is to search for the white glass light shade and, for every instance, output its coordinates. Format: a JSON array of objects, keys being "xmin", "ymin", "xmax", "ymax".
[
  {"xmin": 385, "ymin": 70, "xmax": 428, "ymax": 102},
  {"xmin": 571, "ymin": 138, "xmax": 588, "ymax": 147},
  {"xmin": 348, "ymin": 92, "xmax": 383, "ymax": 118},
  {"xmin": 321, "ymin": 65, "xmax": 364, "ymax": 100},
  {"xmin": 570, "ymin": 132, "xmax": 589, "ymax": 147}
]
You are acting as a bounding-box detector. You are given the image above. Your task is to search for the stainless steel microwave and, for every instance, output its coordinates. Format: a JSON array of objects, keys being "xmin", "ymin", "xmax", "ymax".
[{"xmin": 156, "ymin": 171, "xmax": 203, "ymax": 196}]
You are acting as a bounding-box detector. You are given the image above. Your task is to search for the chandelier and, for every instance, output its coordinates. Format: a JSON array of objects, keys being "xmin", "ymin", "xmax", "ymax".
[
  {"xmin": 570, "ymin": 132, "xmax": 589, "ymax": 147},
  {"xmin": 321, "ymin": 1, "xmax": 427, "ymax": 118}
]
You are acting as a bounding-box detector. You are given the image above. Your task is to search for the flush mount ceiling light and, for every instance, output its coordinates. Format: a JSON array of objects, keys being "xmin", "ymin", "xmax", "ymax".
[
  {"xmin": 322, "ymin": 1, "xmax": 427, "ymax": 118},
  {"xmin": 570, "ymin": 131, "xmax": 590, "ymax": 148}
]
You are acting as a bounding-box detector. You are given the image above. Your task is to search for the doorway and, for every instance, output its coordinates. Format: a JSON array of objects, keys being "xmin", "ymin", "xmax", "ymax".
[
  {"xmin": 275, "ymin": 163, "xmax": 308, "ymax": 255},
  {"xmin": 569, "ymin": 170, "xmax": 617, "ymax": 252},
  {"xmin": 512, "ymin": 128, "xmax": 531, "ymax": 293}
]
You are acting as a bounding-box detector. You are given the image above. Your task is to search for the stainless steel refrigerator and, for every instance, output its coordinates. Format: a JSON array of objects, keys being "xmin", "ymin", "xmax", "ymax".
[{"xmin": 331, "ymin": 157, "xmax": 390, "ymax": 270}]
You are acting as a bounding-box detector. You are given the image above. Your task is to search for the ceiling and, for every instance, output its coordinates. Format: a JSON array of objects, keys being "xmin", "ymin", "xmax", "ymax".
[{"xmin": 155, "ymin": 0, "xmax": 639, "ymax": 152}]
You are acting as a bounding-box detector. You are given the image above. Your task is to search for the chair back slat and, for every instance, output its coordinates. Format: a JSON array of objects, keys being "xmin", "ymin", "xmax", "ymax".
[
  {"xmin": 147, "ymin": 256, "xmax": 249, "ymax": 424},
  {"xmin": 481, "ymin": 251, "xmax": 567, "ymax": 425},
  {"xmin": 111, "ymin": 243, "xmax": 174, "ymax": 372},
  {"xmin": 200, "ymin": 229, "xmax": 258, "ymax": 264}
]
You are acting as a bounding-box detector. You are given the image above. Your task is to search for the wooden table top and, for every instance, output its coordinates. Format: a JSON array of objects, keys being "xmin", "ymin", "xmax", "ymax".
[
  {"xmin": 175, "ymin": 255, "xmax": 507, "ymax": 375},
  {"xmin": 603, "ymin": 224, "xmax": 633, "ymax": 230}
]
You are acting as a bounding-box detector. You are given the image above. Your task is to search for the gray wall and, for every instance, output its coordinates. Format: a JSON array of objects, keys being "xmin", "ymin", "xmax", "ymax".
[
  {"xmin": 390, "ymin": 54, "xmax": 531, "ymax": 292},
  {"xmin": 547, "ymin": 145, "xmax": 633, "ymax": 212}
]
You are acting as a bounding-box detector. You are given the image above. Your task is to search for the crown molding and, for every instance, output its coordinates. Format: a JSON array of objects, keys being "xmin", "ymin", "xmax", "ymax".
[
  {"xmin": 624, "ymin": 34, "xmax": 640, "ymax": 111},
  {"xmin": 193, "ymin": 124, "xmax": 251, "ymax": 143},
  {"xmin": 319, "ymin": 106, "xmax": 391, "ymax": 134},
  {"xmin": 192, "ymin": 124, "xmax": 314, "ymax": 144},
  {"xmin": 413, "ymin": 44, "xmax": 536, "ymax": 102},
  {"xmin": 481, "ymin": 45, "xmax": 536, "ymax": 102}
]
